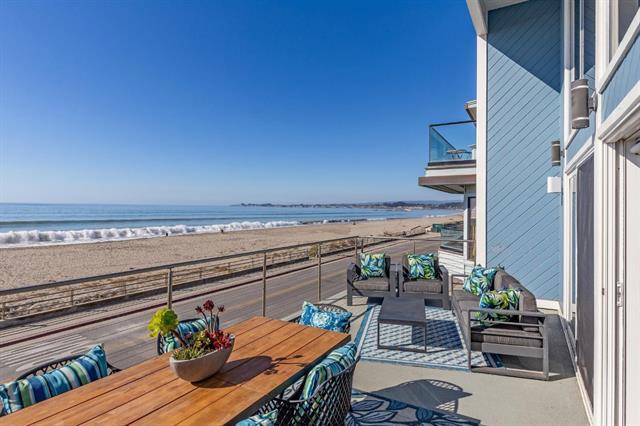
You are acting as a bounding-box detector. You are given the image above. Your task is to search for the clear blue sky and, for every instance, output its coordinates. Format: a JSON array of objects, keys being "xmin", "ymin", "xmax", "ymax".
[{"xmin": 0, "ymin": 0, "xmax": 476, "ymax": 205}]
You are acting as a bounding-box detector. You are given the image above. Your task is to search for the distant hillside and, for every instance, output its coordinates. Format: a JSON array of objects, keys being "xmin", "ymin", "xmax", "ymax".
[{"xmin": 234, "ymin": 201, "xmax": 463, "ymax": 210}]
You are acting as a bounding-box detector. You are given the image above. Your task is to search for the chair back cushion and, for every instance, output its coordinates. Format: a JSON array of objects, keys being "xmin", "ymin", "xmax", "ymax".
[
  {"xmin": 462, "ymin": 265, "xmax": 498, "ymax": 296},
  {"xmin": 358, "ymin": 253, "xmax": 386, "ymax": 279},
  {"xmin": 298, "ymin": 302, "xmax": 352, "ymax": 333},
  {"xmin": 301, "ymin": 342, "xmax": 357, "ymax": 400},
  {"xmin": 476, "ymin": 289, "xmax": 520, "ymax": 324},
  {"xmin": 0, "ymin": 345, "xmax": 108, "ymax": 416},
  {"xmin": 235, "ymin": 409, "xmax": 278, "ymax": 426},
  {"xmin": 161, "ymin": 319, "xmax": 208, "ymax": 353},
  {"xmin": 406, "ymin": 254, "xmax": 436, "ymax": 280}
]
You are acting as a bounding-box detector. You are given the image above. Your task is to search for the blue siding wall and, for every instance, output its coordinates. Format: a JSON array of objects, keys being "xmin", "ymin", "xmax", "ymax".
[
  {"xmin": 603, "ymin": 32, "xmax": 640, "ymax": 120},
  {"xmin": 486, "ymin": 0, "xmax": 563, "ymax": 300}
]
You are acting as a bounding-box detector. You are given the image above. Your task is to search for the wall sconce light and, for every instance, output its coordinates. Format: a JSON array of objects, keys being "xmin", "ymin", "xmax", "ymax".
[
  {"xmin": 551, "ymin": 140, "xmax": 562, "ymax": 166},
  {"xmin": 571, "ymin": 79, "xmax": 597, "ymax": 129}
]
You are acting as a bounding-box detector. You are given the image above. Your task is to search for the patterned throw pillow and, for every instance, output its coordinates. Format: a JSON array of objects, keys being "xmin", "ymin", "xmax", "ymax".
[
  {"xmin": 298, "ymin": 302, "xmax": 352, "ymax": 333},
  {"xmin": 236, "ymin": 409, "xmax": 278, "ymax": 426},
  {"xmin": 359, "ymin": 253, "xmax": 385, "ymax": 279},
  {"xmin": 462, "ymin": 265, "xmax": 498, "ymax": 296},
  {"xmin": 407, "ymin": 254, "xmax": 436, "ymax": 280},
  {"xmin": 0, "ymin": 345, "xmax": 108, "ymax": 415},
  {"xmin": 476, "ymin": 288, "xmax": 521, "ymax": 324},
  {"xmin": 301, "ymin": 342, "xmax": 357, "ymax": 400},
  {"xmin": 161, "ymin": 319, "xmax": 208, "ymax": 353}
]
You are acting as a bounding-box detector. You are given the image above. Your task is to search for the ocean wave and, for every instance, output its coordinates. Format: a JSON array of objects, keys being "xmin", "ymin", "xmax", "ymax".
[{"xmin": 0, "ymin": 221, "xmax": 300, "ymax": 247}]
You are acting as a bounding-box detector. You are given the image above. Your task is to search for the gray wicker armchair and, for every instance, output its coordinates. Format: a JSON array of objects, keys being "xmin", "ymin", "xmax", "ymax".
[
  {"xmin": 399, "ymin": 254, "xmax": 450, "ymax": 309},
  {"xmin": 255, "ymin": 356, "xmax": 359, "ymax": 426},
  {"xmin": 347, "ymin": 255, "xmax": 397, "ymax": 305}
]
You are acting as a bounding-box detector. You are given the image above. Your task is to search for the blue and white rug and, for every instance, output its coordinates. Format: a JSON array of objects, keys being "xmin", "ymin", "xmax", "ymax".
[
  {"xmin": 355, "ymin": 305, "xmax": 502, "ymax": 371},
  {"xmin": 348, "ymin": 390, "xmax": 479, "ymax": 425}
]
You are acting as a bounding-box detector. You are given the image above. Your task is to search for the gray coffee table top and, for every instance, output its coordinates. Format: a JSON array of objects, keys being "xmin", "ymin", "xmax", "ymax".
[{"xmin": 378, "ymin": 297, "xmax": 426, "ymax": 326}]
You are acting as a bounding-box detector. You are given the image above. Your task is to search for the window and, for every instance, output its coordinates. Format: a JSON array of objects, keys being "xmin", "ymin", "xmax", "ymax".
[
  {"xmin": 573, "ymin": 0, "xmax": 596, "ymax": 80},
  {"xmin": 611, "ymin": 0, "xmax": 640, "ymax": 57}
]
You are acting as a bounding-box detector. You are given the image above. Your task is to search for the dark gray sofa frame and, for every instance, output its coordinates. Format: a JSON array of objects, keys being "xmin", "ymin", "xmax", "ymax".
[
  {"xmin": 347, "ymin": 255, "xmax": 396, "ymax": 305},
  {"xmin": 450, "ymin": 272, "xmax": 549, "ymax": 380},
  {"xmin": 399, "ymin": 254, "xmax": 450, "ymax": 309}
]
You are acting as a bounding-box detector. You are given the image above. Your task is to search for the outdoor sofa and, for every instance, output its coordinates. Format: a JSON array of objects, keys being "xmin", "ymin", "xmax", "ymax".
[
  {"xmin": 451, "ymin": 269, "xmax": 549, "ymax": 380},
  {"xmin": 346, "ymin": 255, "xmax": 396, "ymax": 305},
  {"xmin": 399, "ymin": 254, "xmax": 450, "ymax": 309}
]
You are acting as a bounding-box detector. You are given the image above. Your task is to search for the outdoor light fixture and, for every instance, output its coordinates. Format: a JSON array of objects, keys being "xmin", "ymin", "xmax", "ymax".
[
  {"xmin": 571, "ymin": 79, "xmax": 597, "ymax": 129},
  {"xmin": 551, "ymin": 140, "xmax": 562, "ymax": 166}
]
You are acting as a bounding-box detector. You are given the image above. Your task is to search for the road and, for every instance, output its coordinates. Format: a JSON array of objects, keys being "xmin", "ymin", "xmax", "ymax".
[{"xmin": 0, "ymin": 239, "xmax": 439, "ymax": 381}]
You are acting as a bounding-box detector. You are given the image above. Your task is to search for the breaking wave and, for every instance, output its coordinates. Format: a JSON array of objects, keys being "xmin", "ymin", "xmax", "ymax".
[{"xmin": 0, "ymin": 221, "xmax": 300, "ymax": 247}]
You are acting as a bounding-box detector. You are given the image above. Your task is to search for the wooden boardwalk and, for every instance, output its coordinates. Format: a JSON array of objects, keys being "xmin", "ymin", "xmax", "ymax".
[{"xmin": 0, "ymin": 239, "xmax": 439, "ymax": 381}]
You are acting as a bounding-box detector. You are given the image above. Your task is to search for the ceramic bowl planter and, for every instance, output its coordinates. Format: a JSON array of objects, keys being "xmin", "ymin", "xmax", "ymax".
[{"xmin": 169, "ymin": 335, "xmax": 235, "ymax": 382}]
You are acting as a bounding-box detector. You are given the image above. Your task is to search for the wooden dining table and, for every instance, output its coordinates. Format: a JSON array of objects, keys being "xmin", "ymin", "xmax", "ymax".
[{"xmin": 1, "ymin": 316, "xmax": 351, "ymax": 425}]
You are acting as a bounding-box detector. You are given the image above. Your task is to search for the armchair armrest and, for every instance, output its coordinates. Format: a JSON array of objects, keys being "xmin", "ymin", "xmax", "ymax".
[
  {"xmin": 347, "ymin": 262, "xmax": 360, "ymax": 284},
  {"xmin": 449, "ymin": 273, "xmax": 467, "ymax": 288}
]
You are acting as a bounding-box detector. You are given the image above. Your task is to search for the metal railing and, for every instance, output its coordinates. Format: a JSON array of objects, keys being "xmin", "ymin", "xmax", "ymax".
[{"xmin": 0, "ymin": 234, "xmax": 475, "ymax": 323}]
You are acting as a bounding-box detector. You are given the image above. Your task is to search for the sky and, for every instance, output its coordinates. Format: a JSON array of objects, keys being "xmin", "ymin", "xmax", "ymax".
[{"xmin": 0, "ymin": 0, "xmax": 476, "ymax": 205}]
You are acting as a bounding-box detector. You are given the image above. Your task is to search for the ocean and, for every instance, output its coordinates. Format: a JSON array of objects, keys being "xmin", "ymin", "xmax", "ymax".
[{"xmin": 0, "ymin": 203, "xmax": 457, "ymax": 247}]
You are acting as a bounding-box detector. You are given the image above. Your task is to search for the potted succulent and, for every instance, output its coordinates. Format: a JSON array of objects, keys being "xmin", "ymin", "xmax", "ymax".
[{"xmin": 148, "ymin": 299, "xmax": 234, "ymax": 382}]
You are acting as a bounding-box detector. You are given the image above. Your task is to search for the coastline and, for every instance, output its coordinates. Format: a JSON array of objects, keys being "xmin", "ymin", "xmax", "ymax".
[{"xmin": 0, "ymin": 214, "xmax": 462, "ymax": 289}]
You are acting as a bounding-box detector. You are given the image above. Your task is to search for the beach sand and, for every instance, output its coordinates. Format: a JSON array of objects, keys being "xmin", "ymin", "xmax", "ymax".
[{"xmin": 0, "ymin": 215, "xmax": 461, "ymax": 289}]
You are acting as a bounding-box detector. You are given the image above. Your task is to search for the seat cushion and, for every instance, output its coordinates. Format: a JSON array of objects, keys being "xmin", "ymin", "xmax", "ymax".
[
  {"xmin": 0, "ymin": 345, "xmax": 108, "ymax": 415},
  {"xmin": 403, "ymin": 279, "xmax": 442, "ymax": 294},
  {"xmin": 352, "ymin": 278, "xmax": 389, "ymax": 292},
  {"xmin": 301, "ymin": 342, "xmax": 357, "ymax": 399},
  {"xmin": 161, "ymin": 319, "xmax": 208, "ymax": 353},
  {"xmin": 359, "ymin": 253, "xmax": 386, "ymax": 278},
  {"xmin": 471, "ymin": 325, "xmax": 543, "ymax": 348},
  {"xmin": 406, "ymin": 254, "xmax": 436, "ymax": 280},
  {"xmin": 298, "ymin": 301, "xmax": 352, "ymax": 332}
]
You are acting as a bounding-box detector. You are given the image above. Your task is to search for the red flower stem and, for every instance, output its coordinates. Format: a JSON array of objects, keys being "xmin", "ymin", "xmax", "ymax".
[{"xmin": 171, "ymin": 329, "xmax": 189, "ymax": 347}]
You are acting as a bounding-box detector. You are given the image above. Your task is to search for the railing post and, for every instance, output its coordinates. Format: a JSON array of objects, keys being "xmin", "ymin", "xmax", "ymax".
[
  {"xmin": 413, "ymin": 241, "xmax": 416, "ymax": 254},
  {"xmin": 70, "ymin": 289, "xmax": 74, "ymax": 306},
  {"xmin": 262, "ymin": 252, "xmax": 267, "ymax": 316},
  {"xmin": 167, "ymin": 268, "xmax": 173, "ymax": 309},
  {"xmin": 354, "ymin": 237, "xmax": 358, "ymax": 262},
  {"xmin": 317, "ymin": 243, "xmax": 322, "ymax": 302},
  {"xmin": 1, "ymin": 302, "xmax": 5, "ymax": 320}
]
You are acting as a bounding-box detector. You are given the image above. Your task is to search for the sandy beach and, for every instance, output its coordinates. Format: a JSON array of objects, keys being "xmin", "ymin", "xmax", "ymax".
[{"xmin": 0, "ymin": 215, "xmax": 461, "ymax": 289}]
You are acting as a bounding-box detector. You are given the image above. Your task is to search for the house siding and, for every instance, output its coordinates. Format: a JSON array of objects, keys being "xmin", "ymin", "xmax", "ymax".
[
  {"xmin": 603, "ymin": 31, "xmax": 640, "ymax": 120},
  {"xmin": 486, "ymin": 0, "xmax": 563, "ymax": 300}
]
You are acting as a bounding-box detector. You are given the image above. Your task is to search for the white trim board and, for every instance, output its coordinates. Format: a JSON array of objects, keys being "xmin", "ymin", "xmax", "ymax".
[
  {"xmin": 565, "ymin": 140, "xmax": 595, "ymax": 174},
  {"xmin": 598, "ymin": 10, "xmax": 640, "ymax": 92},
  {"xmin": 599, "ymin": 81, "xmax": 640, "ymax": 143},
  {"xmin": 475, "ymin": 34, "xmax": 488, "ymax": 266}
]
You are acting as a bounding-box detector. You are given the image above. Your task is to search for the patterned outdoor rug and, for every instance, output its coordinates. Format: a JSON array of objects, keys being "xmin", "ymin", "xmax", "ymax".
[
  {"xmin": 347, "ymin": 390, "xmax": 479, "ymax": 425},
  {"xmin": 354, "ymin": 305, "xmax": 502, "ymax": 371}
]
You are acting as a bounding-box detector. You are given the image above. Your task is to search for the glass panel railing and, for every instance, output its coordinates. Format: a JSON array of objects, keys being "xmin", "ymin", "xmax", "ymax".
[
  {"xmin": 440, "ymin": 222, "xmax": 464, "ymax": 253},
  {"xmin": 428, "ymin": 120, "xmax": 476, "ymax": 163}
]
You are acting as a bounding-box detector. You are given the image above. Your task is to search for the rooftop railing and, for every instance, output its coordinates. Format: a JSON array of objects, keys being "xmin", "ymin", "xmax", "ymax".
[{"xmin": 428, "ymin": 120, "xmax": 476, "ymax": 164}]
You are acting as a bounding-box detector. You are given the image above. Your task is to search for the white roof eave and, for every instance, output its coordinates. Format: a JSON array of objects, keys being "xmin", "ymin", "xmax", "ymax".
[{"xmin": 466, "ymin": 0, "xmax": 529, "ymax": 36}]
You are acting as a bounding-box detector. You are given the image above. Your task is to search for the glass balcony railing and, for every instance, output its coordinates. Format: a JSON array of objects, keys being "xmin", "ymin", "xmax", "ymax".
[
  {"xmin": 428, "ymin": 120, "xmax": 476, "ymax": 164},
  {"xmin": 440, "ymin": 222, "xmax": 464, "ymax": 253}
]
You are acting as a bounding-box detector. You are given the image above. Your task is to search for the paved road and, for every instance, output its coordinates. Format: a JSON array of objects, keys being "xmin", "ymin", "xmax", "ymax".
[{"xmin": 0, "ymin": 239, "xmax": 439, "ymax": 381}]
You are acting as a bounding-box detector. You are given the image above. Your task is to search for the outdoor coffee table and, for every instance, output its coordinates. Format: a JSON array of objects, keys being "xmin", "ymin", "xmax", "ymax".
[{"xmin": 377, "ymin": 297, "xmax": 428, "ymax": 353}]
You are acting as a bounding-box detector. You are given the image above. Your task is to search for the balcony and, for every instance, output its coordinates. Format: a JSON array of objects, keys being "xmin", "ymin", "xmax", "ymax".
[{"xmin": 418, "ymin": 120, "xmax": 477, "ymax": 194}]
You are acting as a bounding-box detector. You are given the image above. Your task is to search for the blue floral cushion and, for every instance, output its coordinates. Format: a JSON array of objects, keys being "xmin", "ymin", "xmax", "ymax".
[
  {"xmin": 236, "ymin": 409, "xmax": 277, "ymax": 426},
  {"xmin": 160, "ymin": 319, "xmax": 208, "ymax": 354},
  {"xmin": 476, "ymin": 288, "xmax": 521, "ymax": 324},
  {"xmin": 462, "ymin": 265, "xmax": 498, "ymax": 296},
  {"xmin": 0, "ymin": 345, "xmax": 108, "ymax": 415},
  {"xmin": 298, "ymin": 302, "xmax": 352, "ymax": 333},
  {"xmin": 407, "ymin": 254, "xmax": 436, "ymax": 280},
  {"xmin": 301, "ymin": 342, "xmax": 357, "ymax": 399},
  {"xmin": 359, "ymin": 253, "xmax": 385, "ymax": 279}
]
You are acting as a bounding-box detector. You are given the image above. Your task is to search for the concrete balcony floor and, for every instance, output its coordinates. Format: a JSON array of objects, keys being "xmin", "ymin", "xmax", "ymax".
[{"xmin": 330, "ymin": 292, "xmax": 590, "ymax": 426}]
